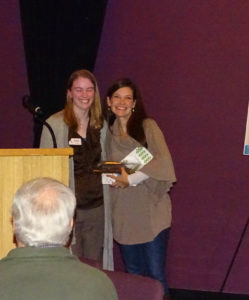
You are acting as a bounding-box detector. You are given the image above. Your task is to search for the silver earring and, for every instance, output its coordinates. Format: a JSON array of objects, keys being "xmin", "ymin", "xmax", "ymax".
[{"xmin": 132, "ymin": 107, "xmax": 135, "ymax": 113}]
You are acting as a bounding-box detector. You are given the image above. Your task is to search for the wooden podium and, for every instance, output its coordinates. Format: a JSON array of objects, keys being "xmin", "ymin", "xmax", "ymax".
[{"xmin": 0, "ymin": 148, "xmax": 73, "ymax": 259}]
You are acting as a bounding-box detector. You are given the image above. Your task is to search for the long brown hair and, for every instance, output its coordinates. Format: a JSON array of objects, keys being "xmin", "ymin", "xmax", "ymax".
[
  {"xmin": 64, "ymin": 69, "xmax": 103, "ymax": 130},
  {"xmin": 104, "ymin": 78, "xmax": 148, "ymax": 146}
]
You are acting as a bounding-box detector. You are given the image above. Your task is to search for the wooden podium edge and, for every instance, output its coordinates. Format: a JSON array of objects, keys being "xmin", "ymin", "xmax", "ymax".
[{"xmin": 0, "ymin": 148, "xmax": 73, "ymax": 156}]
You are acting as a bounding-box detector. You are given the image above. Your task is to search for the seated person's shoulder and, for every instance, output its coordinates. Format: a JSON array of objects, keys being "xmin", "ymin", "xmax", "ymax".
[{"xmin": 71, "ymin": 259, "xmax": 117, "ymax": 298}]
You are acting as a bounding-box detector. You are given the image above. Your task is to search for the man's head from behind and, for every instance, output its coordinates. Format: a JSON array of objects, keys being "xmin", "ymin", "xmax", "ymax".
[{"xmin": 12, "ymin": 177, "xmax": 76, "ymax": 247}]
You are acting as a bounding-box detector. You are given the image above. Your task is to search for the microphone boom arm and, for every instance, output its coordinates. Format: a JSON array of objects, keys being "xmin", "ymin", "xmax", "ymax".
[{"xmin": 39, "ymin": 119, "xmax": 57, "ymax": 148}]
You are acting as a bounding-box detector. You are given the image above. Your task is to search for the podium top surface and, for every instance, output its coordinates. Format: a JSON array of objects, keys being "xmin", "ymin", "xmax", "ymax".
[{"xmin": 0, "ymin": 148, "xmax": 73, "ymax": 156}]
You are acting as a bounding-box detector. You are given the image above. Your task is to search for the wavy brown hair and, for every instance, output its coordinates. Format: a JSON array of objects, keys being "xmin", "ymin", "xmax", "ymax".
[
  {"xmin": 104, "ymin": 78, "xmax": 148, "ymax": 146},
  {"xmin": 64, "ymin": 69, "xmax": 103, "ymax": 130}
]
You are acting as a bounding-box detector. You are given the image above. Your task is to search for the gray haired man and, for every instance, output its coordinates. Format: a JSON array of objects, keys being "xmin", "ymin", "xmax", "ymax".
[{"xmin": 0, "ymin": 177, "xmax": 118, "ymax": 300}]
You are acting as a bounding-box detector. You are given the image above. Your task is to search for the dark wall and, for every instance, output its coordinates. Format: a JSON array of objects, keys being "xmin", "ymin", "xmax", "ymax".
[
  {"xmin": 19, "ymin": 0, "xmax": 108, "ymax": 115},
  {"xmin": 19, "ymin": 0, "xmax": 108, "ymax": 146},
  {"xmin": 1, "ymin": 0, "xmax": 107, "ymax": 148},
  {"xmin": 0, "ymin": 0, "xmax": 32, "ymax": 148},
  {"xmin": 94, "ymin": 0, "xmax": 249, "ymax": 295}
]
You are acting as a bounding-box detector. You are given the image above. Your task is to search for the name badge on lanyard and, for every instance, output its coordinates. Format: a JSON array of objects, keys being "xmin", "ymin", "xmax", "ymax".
[{"xmin": 69, "ymin": 138, "xmax": 82, "ymax": 145}]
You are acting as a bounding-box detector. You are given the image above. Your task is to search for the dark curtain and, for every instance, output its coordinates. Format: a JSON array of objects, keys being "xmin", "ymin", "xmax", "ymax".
[{"xmin": 19, "ymin": 0, "xmax": 108, "ymax": 146}]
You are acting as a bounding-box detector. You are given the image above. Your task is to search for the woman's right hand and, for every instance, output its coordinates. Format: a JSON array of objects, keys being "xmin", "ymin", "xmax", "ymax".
[{"xmin": 107, "ymin": 167, "xmax": 129, "ymax": 189}]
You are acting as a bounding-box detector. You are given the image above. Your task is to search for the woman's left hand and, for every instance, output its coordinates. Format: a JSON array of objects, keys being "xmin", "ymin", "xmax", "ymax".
[{"xmin": 108, "ymin": 167, "xmax": 129, "ymax": 189}]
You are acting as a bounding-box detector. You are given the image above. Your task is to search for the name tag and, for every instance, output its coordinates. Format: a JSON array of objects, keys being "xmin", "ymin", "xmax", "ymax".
[{"xmin": 69, "ymin": 138, "xmax": 82, "ymax": 145}]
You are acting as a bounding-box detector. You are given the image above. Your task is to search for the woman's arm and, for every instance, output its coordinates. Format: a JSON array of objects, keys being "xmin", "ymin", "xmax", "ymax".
[
  {"xmin": 107, "ymin": 169, "xmax": 149, "ymax": 188},
  {"xmin": 140, "ymin": 118, "xmax": 176, "ymax": 182},
  {"xmin": 107, "ymin": 118, "xmax": 176, "ymax": 188}
]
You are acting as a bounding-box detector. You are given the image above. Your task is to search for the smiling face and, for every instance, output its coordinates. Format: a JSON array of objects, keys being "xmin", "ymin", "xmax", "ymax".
[
  {"xmin": 107, "ymin": 86, "xmax": 136, "ymax": 122},
  {"xmin": 67, "ymin": 76, "xmax": 95, "ymax": 114}
]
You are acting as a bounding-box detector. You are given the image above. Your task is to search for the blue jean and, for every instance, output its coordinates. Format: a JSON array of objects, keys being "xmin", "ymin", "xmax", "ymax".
[{"xmin": 119, "ymin": 229, "xmax": 170, "ymax": 295}]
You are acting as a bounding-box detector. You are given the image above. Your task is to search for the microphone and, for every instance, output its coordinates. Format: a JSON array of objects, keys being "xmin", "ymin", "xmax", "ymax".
[
  {"xmin": 22, "ymin": 95, "xmax": 43, "ymax": 117},
  {"xmin": 22, "ymin": 95, "xmax": 57, "ymax": 148}
]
